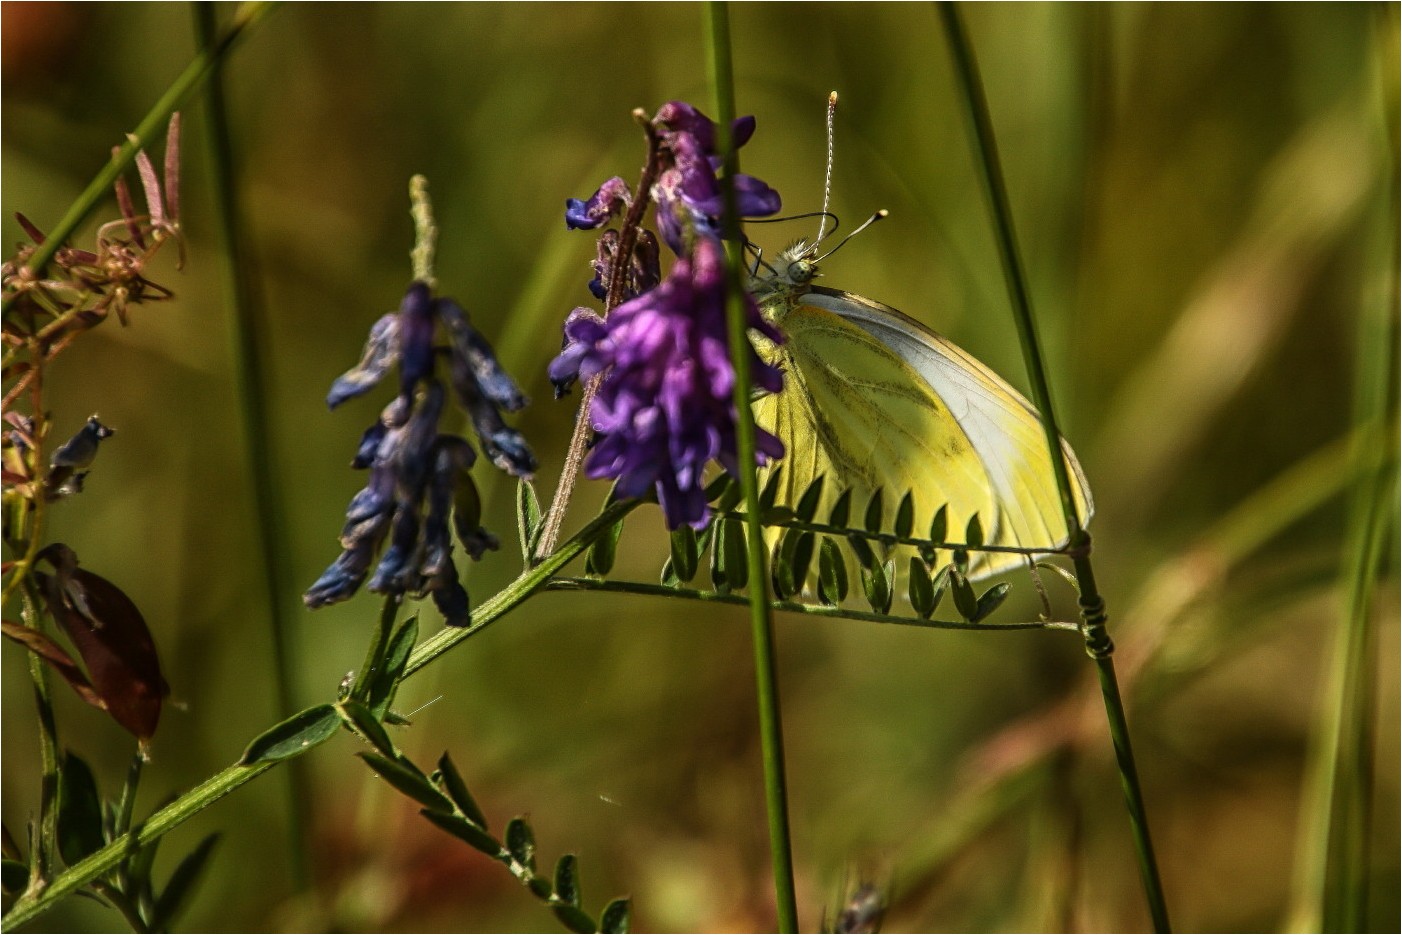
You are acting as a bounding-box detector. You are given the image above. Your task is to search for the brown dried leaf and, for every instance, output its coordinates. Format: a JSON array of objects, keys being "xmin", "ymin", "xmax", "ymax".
[
  {"xmin": 35, "ymin": 547, "xmax": 168, "ymax": 741},
  {"xmin": 1, "ymin": 621, "xmax": 105, "ymax": 710}
]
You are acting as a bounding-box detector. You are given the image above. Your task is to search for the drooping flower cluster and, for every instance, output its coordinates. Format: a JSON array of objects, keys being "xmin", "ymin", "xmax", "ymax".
[
  {"xmin": 305, "ymin": 282, "xmax": 536, "ymax": 626},
  {"xmin": 551, "ymin": 101, "xmax": 786, "ymax": 529}
]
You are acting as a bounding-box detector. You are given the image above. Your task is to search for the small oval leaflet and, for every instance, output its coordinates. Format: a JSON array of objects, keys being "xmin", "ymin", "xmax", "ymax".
[
  {"xmin": 818, "ymin": 536, "xmax": 848, "ymax": 605},
  {"xmin": 894, "ymin": 490, "xmax": 915, "ymax": 538},
  {"xmin": 240, "ymin": 704, "xmax": 340, "ymax": 765},
  {"xmin": 863, "ymin": 488, "xmax": 885, "ymax": 535},
  {"xmin": 908, "ymin": 556, "xmax": 935, "ymax": 619},
  {"xmin": 506, "ymin": 817, "xmax": 536, "ymax": 873}
]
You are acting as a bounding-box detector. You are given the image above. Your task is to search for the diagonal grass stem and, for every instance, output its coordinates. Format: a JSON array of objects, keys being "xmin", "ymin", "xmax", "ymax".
[{"xmin": 937, "ymin": 3, "xmax": 1171, "ymax": 929}]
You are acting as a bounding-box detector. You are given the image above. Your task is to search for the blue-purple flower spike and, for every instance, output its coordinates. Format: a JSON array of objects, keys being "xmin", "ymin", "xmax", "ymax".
[
  {"xmin": 551, "ymin": 100, "xmax": 790, "ymax": 530},
  {"xmin": 550, "ymin": 236, "xmax": 784, "ymax": 530},
  {"xmin": 306, "ymin": 280, "xmax": 537, "ymax": 626}
]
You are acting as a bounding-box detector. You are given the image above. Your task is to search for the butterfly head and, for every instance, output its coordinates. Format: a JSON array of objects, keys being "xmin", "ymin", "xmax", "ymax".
[{"xmin": 747, "ymin": 238, "xmax": 821, "ymax": 315}]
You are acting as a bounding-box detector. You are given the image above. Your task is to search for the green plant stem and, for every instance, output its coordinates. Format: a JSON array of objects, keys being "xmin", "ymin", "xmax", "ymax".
[
  {"xmin": 351, "ymin": 595, "xmax": 402, "ymax": 701},
  {"xmin": 705, "ymin": 6, "xmax": 799, "ymax": 932},
  {"xmin": 547, "ymin": 576, "xmax": 1079, "ymax": 633},
  {"xmin": 4, "ymin": 759, "xmax": 275, "ymax": 930},
  {"xmin": 0, "ymin": 1, "xmax": 275, "ymax": 323},
  {"xmin": 19, "ymin": 583, "xmax": 59, "ymax": 892},
  {"xmin": 936, "ymin": 3, "xmax": 1170, "ymax": 930},
  {"xmin": 3, "ymin": 500, "xmax": 638, "ymax": 929},
  {"xmin": 191, "ymin": 0, "xmax": 311, "ymax": 892},
  {"xmin": 404, "ymin": 496, "xmax": 640, "ymax": 678}
]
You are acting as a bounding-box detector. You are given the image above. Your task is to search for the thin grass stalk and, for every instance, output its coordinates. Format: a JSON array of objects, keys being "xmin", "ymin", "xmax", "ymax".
[
  {"xmin": 935, "ymin": 4, "xmax": 1171, "ymax": 930},
  {"xmin": 0, "ymin": 1, "xmax": 274, "ymax": 323},
  {"xmin": 191, "ymin": 0, "xmax": 312, "ymax": 891},
  {"xmin": 1289, "ymin": 12, "xmax": 1399, "ymax": 926},
  {"xmin": 704, "ymin": 5, "xmax": 799, "ymax": 931}
]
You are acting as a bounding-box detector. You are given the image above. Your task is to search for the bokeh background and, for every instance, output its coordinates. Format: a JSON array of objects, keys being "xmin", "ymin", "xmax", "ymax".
[{"xmin": 3, "ymin": 3, "xmax": 1398, "ymax": 932}]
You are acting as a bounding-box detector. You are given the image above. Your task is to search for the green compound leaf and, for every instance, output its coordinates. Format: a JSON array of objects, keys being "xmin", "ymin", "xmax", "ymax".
[
  {"xmin": 240, "ymin": 704, "xmax": 340, "ymax": 765},
  {"xmin": 600, "ymin": 897, "xmax": 633, "ymax": 934},
  {"xmin": 708, "ymin": 520, "xmax": 729, "ymax": 594},
  {"xmin": 790, "ymin": 531, "xmax": 815, "ymax": 595},
  {"xmin": 847, "ymin": 533, "xmax": 876, "ymax": 571},
  {"xmin": 894, "ymin": 490, "xmax": 915, "ymax": 538},
  {"xmin": 151, "ymin": 832, "xmax": 220, "ymax": 932},
  {"xmin": 703, "ymin": 472, "xmax": 732, "ymax": 503},
  {"xmin": 973, "ymin": 582, "xmax": 1012, "ymax": 622},
  {"xmin": 669, "ymin": 526, "xmax": 699, "ymax": 583},
  {"xmin": 861, "ymin": 557, "xmax": 894, "ymax": 615},
  {"xmin": 421, "ymin": 809, "xmax": 503, "ymax": 858},
  {"xmin": 553, "ymin": 853, "xmax": 582, "ymax": 907},
  {"xmin": 773, "ymin": 527, "xmax": 815, "ymax": 600},
  {"xmin": 517, "ymin": 478, "xmax": 542, "ymax": 564},
  {"xmin": 828, "ymin": 488, "xmax": 852, "ymax": 528},
  {"xmin": 965, "ymin": 513, "xmax": 984, "ymax": 548},
  {"xmin": 908, "ymin": 556, "xmax": 935, "ymax": 619},
  {"xmin": 930, "ymin": 565, "xmax": 952, "ymax": 611},
  {"xmin": 338, "ymin": 700, "xmax": 398, "ymax": 759},
  {"xmin": 712, "ymin": 474, "xmax": 742, "ymax": 512},
  {"xmin": 436, "ymin": 752, "xmax": 489, "ymax": 831},
  {"xmin": 720, "ymin": 517, "xmax": 747, "ymax": 591},
  {"xmin": 818, "ymin": 537, "xmax": 848, "ymax": 606},
  {"xmin": 359, "ymin": 752, "xmax": 454, "ymax": 813},
  {"xmin": 759, "ymin": 467, "xmax": 784, "ymax": 512},
  {"xmin": 57, "ymin": 751, "xmax": 105, "ymax": 868},
  {"xmin": 795, "ymin": 474, "xmax": 826, "ymax": 523},
  {"xmin": 950, "ymin": 567, "xmax": 979, "ymax": 621},
  {"xmin": 367, "ymin": 614, "xmax": 418, "ymax": 719},
  {"xmin": 930, "ymin": 504, "xmax": 948, "ymax": 544},
  {"xmin": 863, "ymin": 488, "xmax": 885, "ymax": 535},
  {"xmin": 506, "ymin": 817, "xmax": 536, "ymax": 873},
  {"xmin": 586, "ymin": 517, "xmax": 624, "ymax": 577}
]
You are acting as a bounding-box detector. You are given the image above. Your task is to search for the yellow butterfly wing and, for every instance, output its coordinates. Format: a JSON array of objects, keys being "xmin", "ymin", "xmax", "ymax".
[{"xmin": 753, "ymin": 286, "xmax": 1093, "ymax": 581}]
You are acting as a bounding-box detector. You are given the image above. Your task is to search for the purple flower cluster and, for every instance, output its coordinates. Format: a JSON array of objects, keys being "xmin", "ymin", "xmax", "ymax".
[
  {"xmin": 306, "ymin": 282, "xmax": 536, "ymax": 626},
  {"xmin": 565, "ymin": 102, "xmax": 781, "ymax": 256},
  {"xmin": 551, "ymin": 102, "xmax": 787, "ymax": 529}
]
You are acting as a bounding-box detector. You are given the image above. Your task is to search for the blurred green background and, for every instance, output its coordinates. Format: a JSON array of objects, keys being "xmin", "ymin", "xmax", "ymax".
[{"xmin": 3, "ymin": 3, "xmax": 1397, "ymax": 932}]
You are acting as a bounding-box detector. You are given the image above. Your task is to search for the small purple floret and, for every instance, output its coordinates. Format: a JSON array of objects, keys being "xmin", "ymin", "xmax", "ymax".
[{"xmin": 549, "ymin": 237, "xmax": 784, "ymax": 530}]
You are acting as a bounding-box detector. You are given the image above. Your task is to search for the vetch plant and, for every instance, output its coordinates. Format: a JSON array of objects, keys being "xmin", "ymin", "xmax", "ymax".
[
  {"xmin": 7, "ymin": 5, "xmax": 1393, "ymax": 934},
  {"xmin": 0, "ymin": 47, "xmax": 1151, "ymax": 935}
]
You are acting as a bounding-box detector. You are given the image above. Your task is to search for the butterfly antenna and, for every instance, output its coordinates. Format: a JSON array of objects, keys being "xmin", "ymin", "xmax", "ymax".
[
  {"xmin": 815, "ymin": 209, "xmax": 888, "ymax": 264},
  {"xmin": 747, "ymin": 210, "xmax": 840, "ymax": 233},
  {"xmin": 744, "ymin": 238, "xmax": 779, "ymax": 278},
  {"xmin": 815, "ymin": 91, "xmax": 839, "ymax": 247}
]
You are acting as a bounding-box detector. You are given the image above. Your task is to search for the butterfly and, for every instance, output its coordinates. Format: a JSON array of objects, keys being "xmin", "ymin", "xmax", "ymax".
[{"xmin": 748, "ymin": 234, "xmax": 1094, "ymax": 582}]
